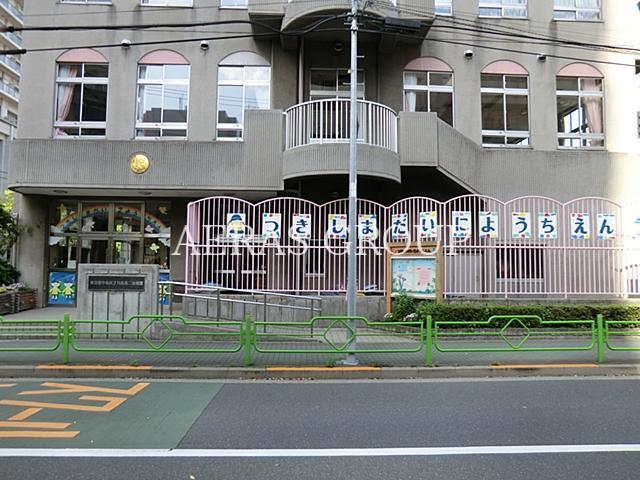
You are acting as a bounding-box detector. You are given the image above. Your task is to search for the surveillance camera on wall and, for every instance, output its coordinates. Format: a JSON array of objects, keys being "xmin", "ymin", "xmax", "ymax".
[
  {"xmin": 334, "ymin": 42, "xmax": 344, "ymax": 53},
  {"xmin": 200, "ymin": 40, "xmax": 210, "ymax": 51},
  {"xmin": 537, "ymin": 53, "xmax": 547, "ymax": 61},
  {"xmin": 121, "ymin": 39, "xmax": 131, "ymax": 49},
  {"xmin": 464, "ymin": 49, "xmax": 473, "ymax": 58}
]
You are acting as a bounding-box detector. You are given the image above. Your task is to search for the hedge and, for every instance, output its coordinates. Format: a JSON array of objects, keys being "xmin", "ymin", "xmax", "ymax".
[{"xmin": 390, "ymin": 295, "xmax": 640, "ymax": 327}]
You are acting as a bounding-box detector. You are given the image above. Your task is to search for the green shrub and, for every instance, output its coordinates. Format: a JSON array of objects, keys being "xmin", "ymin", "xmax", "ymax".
[
  {"xmin": 0, "ymin": 260, "xmax": 19, "ymax": 286},
  {"xmin": 391, "ymin": 294, "xmax": 416, "ymax": 322},
  {"xmin": 412, "ymin": 301, "xmax": 640, "ymax": 328}
]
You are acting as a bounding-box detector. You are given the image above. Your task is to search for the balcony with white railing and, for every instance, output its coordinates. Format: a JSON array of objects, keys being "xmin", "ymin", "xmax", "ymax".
[
  {"xmin": 285, "ymin": 99, "xmax": 398, "ymax": 153},
  {"xmin": 0, "ymin": 0, "xmax": 22, "ymax": 24}
]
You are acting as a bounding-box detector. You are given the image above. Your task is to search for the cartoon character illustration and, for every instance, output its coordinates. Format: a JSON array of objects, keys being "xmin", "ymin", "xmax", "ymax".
[
  {"xmin": 62, "ymin": 283, "xmax": 75, "ymax": 300},
  {"xmin": 49, "ymin": 281, "xmax": 61, "ymax": 301}
]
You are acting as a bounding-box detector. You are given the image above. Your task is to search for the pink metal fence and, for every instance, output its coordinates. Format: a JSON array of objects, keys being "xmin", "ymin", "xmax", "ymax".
[{"xmin": 184, "ymin": 195, "xmax": 640, "ymax": 299}]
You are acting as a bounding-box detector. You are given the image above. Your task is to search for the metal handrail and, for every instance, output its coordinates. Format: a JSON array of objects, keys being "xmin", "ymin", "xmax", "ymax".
[{"xmin": 284, "ymin": 98, "xmax": 398, "ymax": 152}]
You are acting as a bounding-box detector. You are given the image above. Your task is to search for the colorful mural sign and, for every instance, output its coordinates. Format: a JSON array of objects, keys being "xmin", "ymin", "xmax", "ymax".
[
  {"xmin": 512, "ymin": 212, "xmax": 532, "ymax": 239},
  {"xmin": 571, "ymin": 213, "xmax": 591, "ymax": 240},
  {"xmin": 390, "ymin": 256, "xmax": 437, "ymax": 299},
  {"xmin": 538, "ymin": 212, "xmax": 558, "ymax": 240},
  {"xmin": 327, "ymin": 214, "xmax": 348, "ymax": 240},
  {"xmin": 48, "ymin": 271, "xmax": 76, "ymax": 306},
  {"xmin": 391, "ymin": 213, "xmax": 409, "ymax": 241},
  {"xmin": 291, "ymin": 214, "xmax": 311, "ymax": 240},
  {"xmin": 262, "ymin": 213, "xmax": 282, "ymax": 240},
  {"xmin": 479, "ymin": 211, "xmax": 499, "ymax": 239},
  {"xmin": 226, "ymin": 213, "xmax": 246, "ymax": 239},
  {"xmin": 452, "ymin": 211, "xmax": 472, "ymax": 239},
  {"xmin": 358, "ymin": 214, "xmax": 378, "ymax": 241},
  {"xmin": 597, "ymin": 214, "xmax": 616, "ymax": 240},
  {"xmin": 418, "ymin": 211, "xmax": 438, "ymax": 240}
]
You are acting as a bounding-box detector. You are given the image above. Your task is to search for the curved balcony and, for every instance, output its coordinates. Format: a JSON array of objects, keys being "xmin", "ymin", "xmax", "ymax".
[{"xmin": 285, "ymin": 99, "xmax": 398, "ymax": 153}]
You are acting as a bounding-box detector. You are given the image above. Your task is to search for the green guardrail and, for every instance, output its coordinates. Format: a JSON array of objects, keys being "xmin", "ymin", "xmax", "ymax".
[
  {"xmin": 3, "ymin": 312, "xmax": 640, "ymax": 367},
  {"xmin": 0, "ymin": 315, "xmax": 64, "ymax": 353},
  {"xmin": 252, "ymin": 315, "xmax": 425, "ymax": 358},
  {"xmin": 427, "ymin": 314, "xmax": 597, "ymax": 366}
]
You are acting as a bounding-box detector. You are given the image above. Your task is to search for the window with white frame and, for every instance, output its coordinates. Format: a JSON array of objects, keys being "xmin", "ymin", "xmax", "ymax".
[
  {"xmin": 554, "ymin": 0, "xmax": 601, "ymax": 21},
  {"xmin": 54, "ymin": 63, "xmax": 108, "ymax": 137},
  {"xmin": 136, "ymin": 63, "xmax": 190, "ymax": 138},
  {"xmin": 140, "ymin": 0, "xmax": 193, "ymax": 6},
  {"xmin": 435, "ymin": 0, "xmax": 453, "ymax": 15},
  {"xmin": 479, "ymin": 0, "xmax": 527, "ymax": 17},
  {"xmin": 481, "ymin": 73, "xmax": 529, "ymax": 146},
  {"xmin": 403, "ymin": 70, "xmax": 454, "ymax": 126},
  {"xmin": 217, "ymin": 54, "xmax": 270, "ymax": 140},
  {"xmin": 60, "ymin": 0, "xmax": 112, "ymax": 4},
  {"xmin": 220, "ymin": 0, "xmax": 248, "ymax": 7},
  {"xmin": 557, "ymin": 76, "xmax": 604, "ymax": 148}
]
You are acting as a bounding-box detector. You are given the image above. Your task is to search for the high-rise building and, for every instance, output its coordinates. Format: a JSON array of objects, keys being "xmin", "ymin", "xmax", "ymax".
[{"xmin": 0, "ymin": 0, "xmax": 21, "ymax": 191}]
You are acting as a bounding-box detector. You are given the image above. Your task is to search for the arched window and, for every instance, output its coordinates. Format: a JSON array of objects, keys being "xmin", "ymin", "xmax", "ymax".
[
  {"xmin": 403, "ymin": 57, "xmax": 454, "ymax": 126},
  {"xmin": 136, "ymin": 50, "xmax": 190, "ymax": 138},
  {"xmin": 217, "ymin": 51, "xmax": 271, "ymax": 140},
  {"xmin": 54, "ymin": 49, "xmax": 108, "ymax": 138},
  {"xmin": 481, "ymin": 60, "xmax": 529, "ymax": 146},
  {"xmin": 556, "ymin": 63, "xmax": 604, "ymax": 148}
]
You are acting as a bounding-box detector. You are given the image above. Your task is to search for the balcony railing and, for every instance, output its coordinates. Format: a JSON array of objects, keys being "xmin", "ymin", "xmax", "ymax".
[
  {"xmin": 0, "ymin": 54, "xmax": 19, "ymax": 73},
  {"xmin": 0, "ymin": 0, "xmax": 22, "ymax": 23},
  {"xmin": 285, "ymin": 99, "xmax": 398, "ymax": 152},
  {"xmin": 1, "ymin": 29, "xmax": 21, "ymax": 48},
  {"xmin": 0, "ymin": 78, "xmax": 19, "ymax": 100}
]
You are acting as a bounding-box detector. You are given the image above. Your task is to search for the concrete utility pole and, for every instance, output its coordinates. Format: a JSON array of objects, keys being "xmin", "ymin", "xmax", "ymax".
[{"xmin": 345, "ymin": 0, "xmax": 359, "ymax": 365}]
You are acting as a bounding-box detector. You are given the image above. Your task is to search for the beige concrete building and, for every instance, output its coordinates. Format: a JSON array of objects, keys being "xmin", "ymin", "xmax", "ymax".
[{"xmin": 6, "ymin": 0, "xmax": 640, "ymax": 304}]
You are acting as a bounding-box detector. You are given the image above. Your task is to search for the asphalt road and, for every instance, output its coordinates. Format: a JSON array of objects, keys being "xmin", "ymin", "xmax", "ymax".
[{"xmin": 2, "ymin": 377, "xmax": 640, "ymax": 479}]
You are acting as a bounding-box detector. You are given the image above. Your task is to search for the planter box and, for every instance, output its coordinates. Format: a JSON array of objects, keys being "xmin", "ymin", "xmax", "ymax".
[
  {"xmin": 14, "ymin": 289, "xmax": 38, "ymax": 312},
  {"xmin": 0, "ymin": 292, "xmax": 12, "ymax": 315}
]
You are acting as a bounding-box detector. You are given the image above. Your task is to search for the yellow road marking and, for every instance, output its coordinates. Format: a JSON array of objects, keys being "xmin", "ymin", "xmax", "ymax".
[
  {"xmin": 19, "ymin": 382, "xmax": 149, "ymax": 397},
  {"xmin": 266, "ymin": 367, "xmax": 382, "ymax": 372},
  {"xmin": 491, "ymin": 363, "xmax": 599, "ymax": 369},
  {"xmin": 0, "ymin": 431, "xmax": 79, "ymax": 439},
  {"xmin": 9, "ymin": 408, "xmax": 42, "ymax": 421},
  {"xmin": 0, "ymin": 421, "xmax": 72, "ymax": 430},
  {"xmin": 1, "ymin": 395, "xmax": 129, "ymax": 413},
  {"xmin": 36, "ymin": 365, "xmax": 152, "ymax": 371},
  {"xmin": 0, "ymin": 384, "xmax": 17, "ymax": 388}
]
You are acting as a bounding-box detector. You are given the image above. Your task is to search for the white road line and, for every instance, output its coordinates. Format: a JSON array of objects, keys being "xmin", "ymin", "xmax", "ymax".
[{"xmin": 1, "ymin": 445, "xmax": 640, "ymax": 458}]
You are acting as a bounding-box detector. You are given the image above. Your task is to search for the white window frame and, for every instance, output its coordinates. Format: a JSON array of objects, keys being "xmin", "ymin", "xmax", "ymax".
[
  {"xmin": 135, "ymin": 64, "xmax": 190, "ymax": 139},
  {"xmin": 219, "ymin": 0, "xmax": 248, "ymax": 8},
  {"xmin": 479, "ymin": 0, "xmax": 527, "ymax": 18},
  {"xmin": 435, "ymin": 0, "xmax": 453, "ymax": 16},
  {"xmin": 553, "ymin": 0, "xmax": 601, "ymax": 21},
  {"xmin": 403, "ymin": 70, "xmax": 454, "ymax": 126},
  {"xmin": 556, "ymin": 76, "xmax": 605, "ymax": 149},
  {"xmin": 481, "ymin": 74, "xmax": 530, "ymax": 147},
  {"xmin": 54, "ymin": 62, "xmax": 109, "ymax": 139},
  {"xmin": 60, "ymin": 0, "xmax": 112, "ymax": 4},
  {"xmin": 216, "ymin": 65, "xmax": 271, "ymax": 141},
  {"xmin": 140, "ymin": 0, "xmax": 193, "ymax": 7}
]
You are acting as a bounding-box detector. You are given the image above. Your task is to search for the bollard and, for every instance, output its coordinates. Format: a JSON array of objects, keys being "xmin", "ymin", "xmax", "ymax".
[
  {"xmin": 596, "ymin": 314, "xmax": 605, "ymax": 364},
  {"xmin": 425, "ymin": 314, "xmax": 433, "ymax": 367},
  {"xmin": 62, "ymin": 313, "xmax": 71, "ymax": 365},
  {"xmin": 244, "ymin": 316, "xmax": 252, "ymax": 366}
]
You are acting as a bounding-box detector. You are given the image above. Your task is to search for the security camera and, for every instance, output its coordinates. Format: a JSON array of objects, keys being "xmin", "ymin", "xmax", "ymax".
[
  {"xmin": 121, "ymin": 39, "xmax": 131, "ymax": 49},
  {"xmin": 464, "ymin": 49, "xmax": 473, "ymax": 58},
  {"xmin": 200, "ymin": 40, "xmax": 209, "ymax": 51},
  {"xmin": 537, "ymin": 53, "xmax": 547, "ymax": 61},
  {"xmin": 334, "ymin": 41, "xmax": 344, "ymax": 53}
]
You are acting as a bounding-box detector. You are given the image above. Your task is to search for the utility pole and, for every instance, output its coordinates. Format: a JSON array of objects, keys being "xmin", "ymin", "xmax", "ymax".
[{"xmin": 344, "ymin": 0, "xmax": 359, "ymax": 365}]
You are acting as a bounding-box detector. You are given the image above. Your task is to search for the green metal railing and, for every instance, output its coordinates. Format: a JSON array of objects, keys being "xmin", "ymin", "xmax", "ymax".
[
  {"xmin": 2, "ymin": 312, "xmax": 640, "ymax": 367},
  {"xmin": 252, "ymin": 315, "xmax": 424, "ymax": 357}
]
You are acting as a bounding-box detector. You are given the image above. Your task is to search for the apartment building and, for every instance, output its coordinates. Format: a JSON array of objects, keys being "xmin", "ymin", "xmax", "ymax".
[
  {"xmin": 0, "ymin": 0, "xmax": 20, "ymax": 191},
  {"xmin": 7, "ymin": 0, "xmax": 640, "ymax": 305}
]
